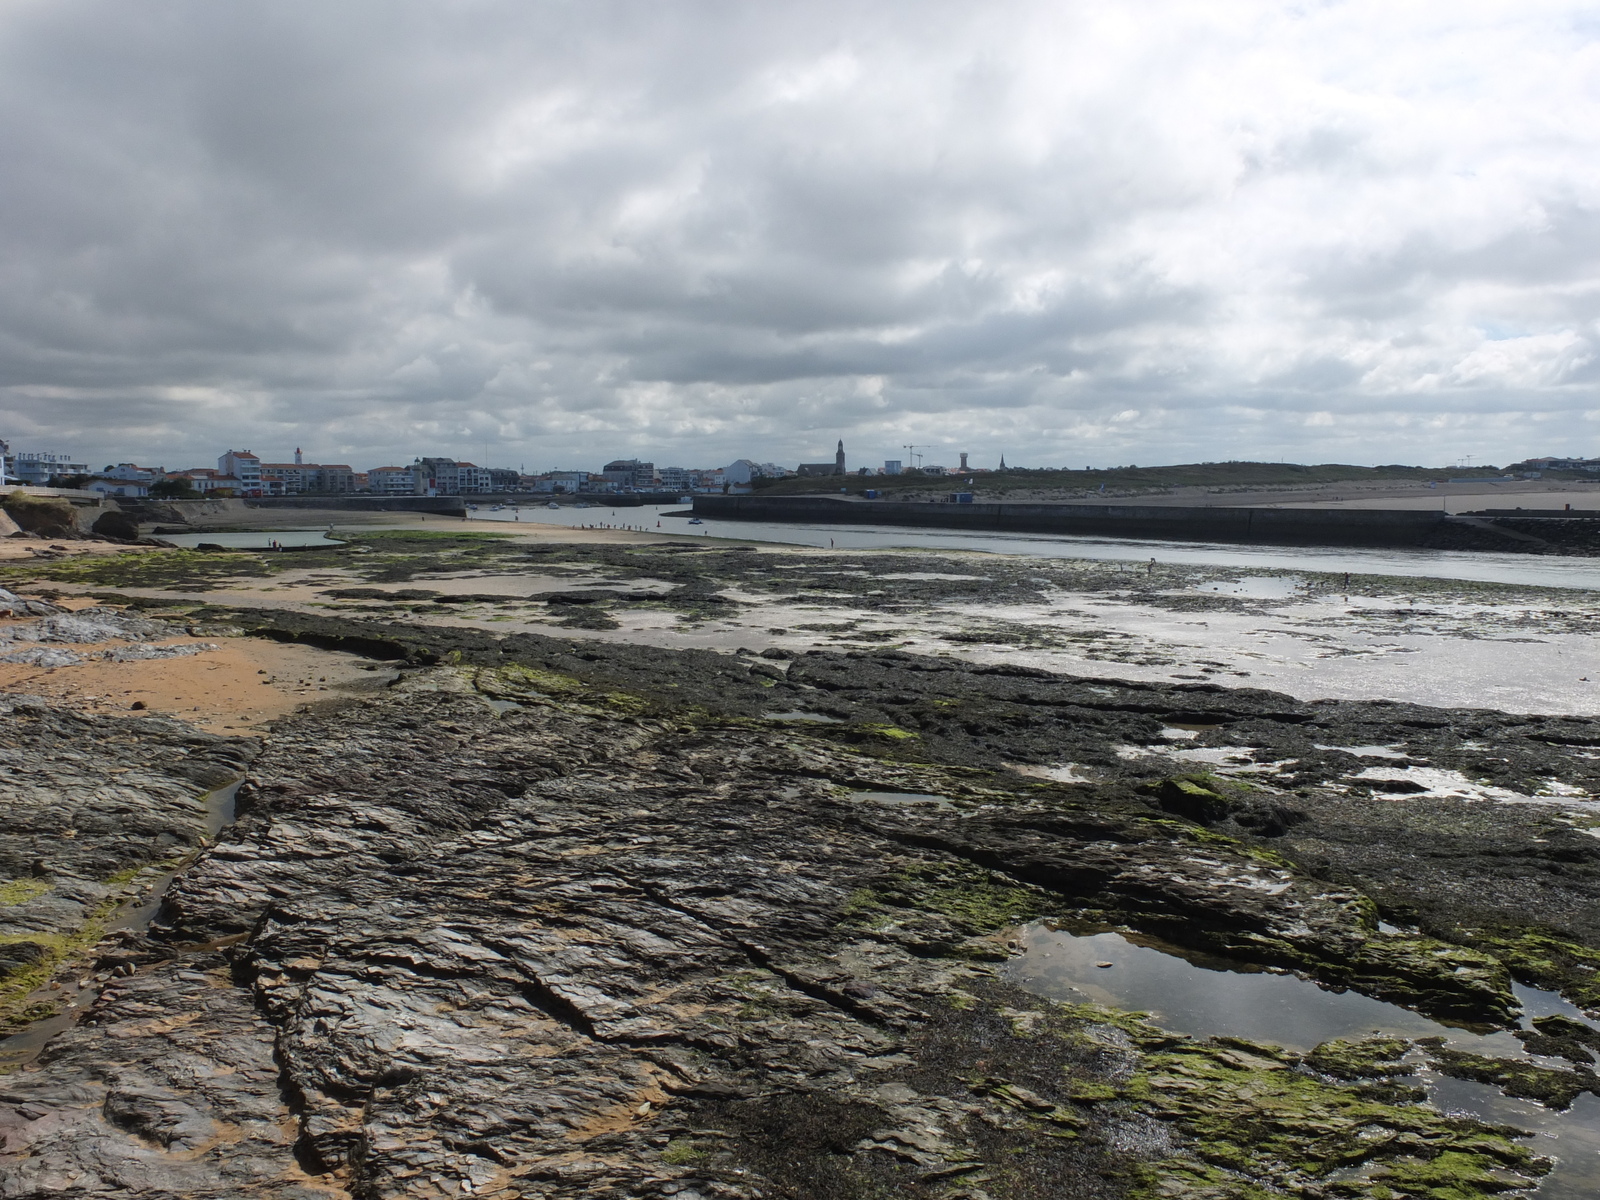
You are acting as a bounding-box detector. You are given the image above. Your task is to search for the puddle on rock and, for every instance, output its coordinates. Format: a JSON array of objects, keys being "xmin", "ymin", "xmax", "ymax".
[
  {"xmin": 1006, "ymin": 924, "xmax": 1518, "ymax": 1052},
  {"xmin": 763, "ymin": 710, "xmax": 846, "ymax": 723},
  {"xmin": 1349, "ymin": 764, "xmax": 1528, "ymax": 801},
  {"xmin": 1423, "ymin": 1080, "xmax": 1600, "ymax": 1200},
  {"xmin": 1007, "ymin": 922, "xmax": 1600, "ymax": 1197},
  {"xmin": 849, "ymin": 790, "xmax": 956, "ymax": 810},
  {"xmin": 0, "ymin": 779, "xmax": 243, "ymax": 1071},
  {"xmin": 1316, "ymin": 743, "xmax": 1410, "ymax": 759},
  {"xmin": 1162, "ymin": 721, "xmax": 1228, "ymax": 739},
  {"xmin": 1010, "ymin": 762, "xmax": 1097, "ymax": 784},
  {"xmin": 1167, "ymin": 745, "xmax": 1295, "ymax": 774},
  {"xmin": 1192, "ymin": 575, "xmax": 1304, "ymax": 599}
]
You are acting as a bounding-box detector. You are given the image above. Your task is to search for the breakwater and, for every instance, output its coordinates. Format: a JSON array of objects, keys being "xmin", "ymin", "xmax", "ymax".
[
  {"xmin": 124, "ymin": 494, "xmax": 468, "ymax": 525},
  {"xmin": 692, "ymin": 494, "xmax": 1570, "ymax": 551},
  {"xmin": 240, "ymin": 494, "xmax": 467, "ymax": 515}
]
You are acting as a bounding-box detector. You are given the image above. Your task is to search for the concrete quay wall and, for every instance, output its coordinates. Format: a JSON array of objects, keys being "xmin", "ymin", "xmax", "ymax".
[
  {"xmin": 240, "ymin": 495, "xmax": 467, "ymax": 515},
  {"xmin": 124, "ymin": 495, "xmax": 469, "ymax": 526},
  {"xmin": 693, "ymin": 495, "xmax": 1454, "ymax": 548}
]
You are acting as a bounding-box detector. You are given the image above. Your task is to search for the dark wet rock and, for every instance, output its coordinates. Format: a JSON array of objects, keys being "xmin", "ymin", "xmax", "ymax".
[
  {"xmin": 6, "ymin": 598, "xmax": 1600, "ymax": 1196},
  {"xmin": 0, "ymin": 669, "xmax": 1556, "ymax": 1197},
  {"xmin": 90, "ymin": 509, "xmax": 141, "ymax": 542},
  {"xmin": 0, "ymin": 699, "xmax": 258, "ymax": 1029},
  {"xmin": 210, "ymin": 612, "xmax": 1600, "ymax": 1000},
  {"xmin": 0, "ymin": 953, "xmax": 334, "ymax": 1199},
  {"xmin": 0, "ymin": 944, "xmax": 47, "ymax": 982},
  {"xmin": 1516, "ymin": 1014, "xmax": 1600, "ymax": 1064}
]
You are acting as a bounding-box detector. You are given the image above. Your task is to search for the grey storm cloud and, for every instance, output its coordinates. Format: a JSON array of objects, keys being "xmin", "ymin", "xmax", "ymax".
[{"xmin": 1, "ymin": 0, "xmax": 1598, "ymax": 473}]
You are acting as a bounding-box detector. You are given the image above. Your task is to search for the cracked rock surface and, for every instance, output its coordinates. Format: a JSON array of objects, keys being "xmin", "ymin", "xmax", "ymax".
[
  {"xmin": 0, "ymin": 695, "xmax": 258, "ymax": 1030},
  {"xmin": 4, "ymin": 635, "xmax": 1593, "ymax": 1198}
]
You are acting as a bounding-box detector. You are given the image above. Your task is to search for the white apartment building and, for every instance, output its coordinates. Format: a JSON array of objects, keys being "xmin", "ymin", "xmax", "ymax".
[
  {"xmin": 368, "ymin": 465, "xmax": 419, "ymax": 494},
  {"xmin": 86, "ymin": 478, "xmax": 149, "ymax": 498},
  {"xmin": 105, "ymin": 463, "xmax": 163, "ymax": 483},
  {"xmin": 530, "ymin": 471, "xmax": 589, "ymax": 493},
  {"xmin": 410, "ymin": 458, "xmax": 494, "ymax": 495},
  {"xmin": 218, "ymin": 451, "xmax": 264, "ymax": 495},
  {"xmin": 168, "ymin": 469, "xmax": 248, "ymax": 494},
  {"xmin": 456, "ymin": 463, "xmax": 491, "ymax": 493},
  {"xmin": 10, "ymin": 451, "xmax": 90, "ymax": 486}
]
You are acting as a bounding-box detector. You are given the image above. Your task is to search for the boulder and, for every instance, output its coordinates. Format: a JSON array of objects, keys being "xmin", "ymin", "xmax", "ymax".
[{"xmin": 90, "ymin": 509, "xmax": 141, "ymax": 541}]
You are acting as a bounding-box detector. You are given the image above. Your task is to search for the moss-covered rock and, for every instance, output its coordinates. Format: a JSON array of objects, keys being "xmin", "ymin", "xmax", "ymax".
[
  {"xmin": 1423, "ymin": 1041, "xmax": 1598, "ymax": 1110},
  {"xmin": 1305, "ymin": 1036, "xmax": 1413, "ymax": 1080}
]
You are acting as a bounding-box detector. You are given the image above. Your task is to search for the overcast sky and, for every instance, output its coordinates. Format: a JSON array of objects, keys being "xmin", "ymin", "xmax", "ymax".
[{"xmin": 2, "ymin": 0, "xmax": 1598, "ymax": 474}]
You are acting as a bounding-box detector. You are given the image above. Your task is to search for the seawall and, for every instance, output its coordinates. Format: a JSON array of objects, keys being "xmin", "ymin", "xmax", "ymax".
[
  {"xmin": 693, "ymin": 495, "xmax": 1471, "ymax": 549},
  {"xmin": 125, "ymin": 495, "xmax": 468, "ymax": 526}
]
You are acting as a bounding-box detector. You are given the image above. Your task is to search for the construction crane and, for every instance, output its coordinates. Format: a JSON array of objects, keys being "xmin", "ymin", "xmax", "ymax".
[{"xmin": 902, "ymin": 444, "xmax": 925, "ymax": 470}]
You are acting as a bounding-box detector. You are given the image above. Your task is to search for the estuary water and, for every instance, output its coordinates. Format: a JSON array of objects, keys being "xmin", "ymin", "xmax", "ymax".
[{"xmin": 474, "ymin": 504, "xmax": 1600, "ymax": 591}]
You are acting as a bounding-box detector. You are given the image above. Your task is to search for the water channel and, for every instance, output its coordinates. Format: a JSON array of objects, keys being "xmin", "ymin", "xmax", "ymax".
[{"xmin": 470, "ymin": 503, "xmax": 1600, "ymax": 591}]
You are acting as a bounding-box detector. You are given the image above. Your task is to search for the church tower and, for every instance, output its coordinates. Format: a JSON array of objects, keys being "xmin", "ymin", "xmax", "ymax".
[{"xmin": 835, "ymin": 440, "xmax": 846, "ymax": 475}]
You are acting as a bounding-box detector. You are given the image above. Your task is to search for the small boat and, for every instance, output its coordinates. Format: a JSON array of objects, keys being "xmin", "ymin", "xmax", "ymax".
[
  {"xmin": 576, "ymin": 501, "xmax": 592, "ymax": 509},
  {"xmin": 466, "ymin": 504, "xmax": 479, "ymax": 511},
  {"xmin": 546, "ymin": 501, "xmax": 560, "ymax": 509},
  {"xmin": 688, "ymin": 517, "xmax": 704, "ymax": 525},
  {"xmin": 490, "ymin": 504, "xmax": 504, "ymax": 512}
]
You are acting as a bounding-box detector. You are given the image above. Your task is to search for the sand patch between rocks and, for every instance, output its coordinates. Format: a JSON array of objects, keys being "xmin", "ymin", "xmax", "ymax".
[{"xmin": 0, "ymin": 632, "xmax": 389, "ymax": 734}]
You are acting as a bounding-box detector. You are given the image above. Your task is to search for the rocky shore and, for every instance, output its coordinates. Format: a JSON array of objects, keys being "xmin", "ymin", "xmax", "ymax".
[
  {"xmin": 0, "ymin": 588, "xmax": 1593, "ymax": 1196},
  {"xmin": 3, "ymin": 563, "xmax": 1600, "ymax": 1197}
]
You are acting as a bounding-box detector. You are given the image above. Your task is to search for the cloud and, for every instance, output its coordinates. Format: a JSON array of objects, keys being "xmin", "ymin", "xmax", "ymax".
[{"xmin": 0, "ymin": 0, "xmax": 1598, "ymax": 472}]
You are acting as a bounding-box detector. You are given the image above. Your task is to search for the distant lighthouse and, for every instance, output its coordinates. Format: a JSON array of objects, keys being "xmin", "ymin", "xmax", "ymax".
[
  {"xmin": 835, "ymin": 440, "xmax": 846, "ymax": 475},
  {"xmin": 294, "ymin": 447, "xmax": 303, "ymax": 465}
]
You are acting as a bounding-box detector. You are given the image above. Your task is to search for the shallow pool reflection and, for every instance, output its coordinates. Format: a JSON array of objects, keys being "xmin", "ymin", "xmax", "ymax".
[{"xmin": 1005, "ymin": 924, "xmax": 1514, "ymax": 1053}]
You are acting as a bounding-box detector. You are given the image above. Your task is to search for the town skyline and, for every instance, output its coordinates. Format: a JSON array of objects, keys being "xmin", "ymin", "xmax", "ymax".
[{"xmin": 0, "ymin": 437, "xmax": 1010, "ymax": 492}]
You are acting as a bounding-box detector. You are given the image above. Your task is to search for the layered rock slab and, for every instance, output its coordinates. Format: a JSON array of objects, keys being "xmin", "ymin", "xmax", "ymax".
[
  {"xmin": 0, "ymin": 954, "xmax": 343, "ymax": 1200},
  {"xmin": 0, "ymin": 695, "xmax": 258, "ymax": 1032},
  {"xmin": 0, "ymin": 668, "xmax": 1561, "ymax": 1199}
]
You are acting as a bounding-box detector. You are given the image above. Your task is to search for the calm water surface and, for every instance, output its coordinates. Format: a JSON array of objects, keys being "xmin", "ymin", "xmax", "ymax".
[
  {"xmin": 472, "ymin": 504, "xmax": 1600, "ymax": 591},
  {"xmin": 162, "ymin": 529, "xmax": 345, "ymax": 549}
]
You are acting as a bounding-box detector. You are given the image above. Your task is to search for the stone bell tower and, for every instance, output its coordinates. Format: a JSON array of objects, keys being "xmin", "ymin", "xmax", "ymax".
[{"xmin": 835, "ymin": 440, "xmax": 846, "ymax": 475}]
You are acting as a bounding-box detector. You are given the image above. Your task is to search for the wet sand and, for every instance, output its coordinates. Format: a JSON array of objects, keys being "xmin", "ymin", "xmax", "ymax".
[
  {"xmin": 0, "ymin": 627, "xmax": 386, "ymax": 734},
  {"xmin": 26, "ymin": 558, "xmax": 1600, "ymax": 715},
  {"xmin": 0, "ymin": 540, "xmax": 159, "ymax": 564}
]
